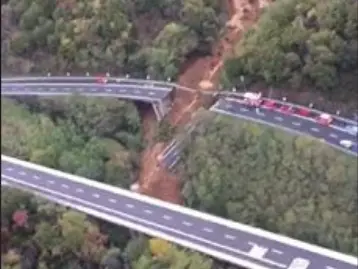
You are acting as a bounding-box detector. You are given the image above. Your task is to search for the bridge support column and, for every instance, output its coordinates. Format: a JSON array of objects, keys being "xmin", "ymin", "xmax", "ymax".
[
  {"xmin": 152, "ymin": 99, "xmax": 172, "ymax": 121},
  {"xmin": 152, "ymin": 102, "xmax": 163, "ymax": 121}
]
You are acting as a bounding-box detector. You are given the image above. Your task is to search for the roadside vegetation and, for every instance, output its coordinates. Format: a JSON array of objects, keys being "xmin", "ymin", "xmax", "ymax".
[
  {"xmin": 1, "ymin": 0, "xmax": 357, "ymax": 268},
  {"xmin": 221, "ymin": 0, "xmax": 358, "ymax": 106},
  {"xmin": 179, "ymin": 113, "xmax": 358, "ymax": 256}
]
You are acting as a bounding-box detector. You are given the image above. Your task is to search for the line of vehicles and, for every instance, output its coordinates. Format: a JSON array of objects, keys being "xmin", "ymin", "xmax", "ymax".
[{"xmin": 229, "ymin": 91, "xmax": 358, "ymax": 150}]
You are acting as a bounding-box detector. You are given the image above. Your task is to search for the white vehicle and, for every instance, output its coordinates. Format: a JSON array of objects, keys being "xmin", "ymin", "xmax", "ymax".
[
  {"xmin": 339, "ymin": 140, "xmax": 354, "ymax": 148},
  {"xmin": 243, "ymin": 92, "xmax": 262, "ymax": 107},
  {"xmin": 344, "ymin": 125, "xmax": 358, "ymax": 136}
]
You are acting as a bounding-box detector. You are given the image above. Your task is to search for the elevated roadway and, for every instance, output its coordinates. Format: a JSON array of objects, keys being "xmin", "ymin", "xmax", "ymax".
[
  {"xmin": 2, "ymin": 155, "xmax": 357, "ymax": 269},
  {"xmin": 160, "ymin": 96, "xmax": 357, "ymax": 170},
  {"xmin": 1, "ymin": 76, "xmax": 174, "ymax": 121}
]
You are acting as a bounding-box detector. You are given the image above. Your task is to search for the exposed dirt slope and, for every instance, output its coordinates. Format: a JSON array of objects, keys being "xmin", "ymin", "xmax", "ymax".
[{"xmin": 137, "ymin": 0, "xmax": 272, "ymax": 204}]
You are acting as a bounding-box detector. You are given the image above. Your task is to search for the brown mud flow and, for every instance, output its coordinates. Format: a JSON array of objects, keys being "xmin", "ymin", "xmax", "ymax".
[{"xmin": 137, "ymin": 0, "xmax": 272, "ymax": 204}]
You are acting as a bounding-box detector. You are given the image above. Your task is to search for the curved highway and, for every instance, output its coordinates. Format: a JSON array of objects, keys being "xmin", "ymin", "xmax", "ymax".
[
  {"xmin": 2, "ymin": 155, "xmax": 357, "ymax": 269},
  {"xmin": 161, "ymin": 96, "xmax": 357, "ymax": 170},
  {"xmin": 1, "ymin": 76, "xmax": 358, "ymax": 269}
]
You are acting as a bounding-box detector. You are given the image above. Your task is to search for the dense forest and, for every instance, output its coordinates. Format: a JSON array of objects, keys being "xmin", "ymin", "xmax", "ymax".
[
  {"xmin": 179, "ymin": 112, "xmax": 358, "ymax": 256},
  {"xmin": 1, "ymin": 0, "xmax": 226, "ymax": 78},
  {"xmin": 2, "ymin": 0, "xmax": 358, "ymax": 268},
  {"xmin": 222, "ymin": 0, "xmax": 358, "ymax": 105}
]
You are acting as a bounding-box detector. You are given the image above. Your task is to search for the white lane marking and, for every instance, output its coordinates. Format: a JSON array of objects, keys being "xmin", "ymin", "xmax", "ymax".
[
  {"xmin": 134, "ymin": 90, "xmax": 140, "ymax": 94},
  {"xmin": 311, "ymin": 127, "xmax": 319, "ymax": 132},
  {"xmin": 126, "ymin": 203, "xmax": 134, "ymax": 208},
  {"xmin": 149, "ymin": 91, "xmax": 155, "ymax": 95},
  {"xmin": 5, "ymin": 167, "xmax": 13, "ymax": 171},
  {"xmin": 292, "ymin": 122, "xmax": 301, "ymax": 126},
  {"xmin": 91, "ymin": 88, "xmax": 97, "ymax": 91},
  {"xmin": 329, "ymin": 133, "xmax": 338, "ymax": 138},
  {"xmin": 144, "ymin": 209, "xmax": 153, "ymax": 214},
  {"xmin": 2, "ymin": 173, "xmax": 288, "ymax": 269},
  {"xmin": 76, "ymin": 188, "xmax": 83, "ymax": 193},
  {"xmin": 92, "ymin": 193, "xmax": 100, "ymax": 198},
  {"xmin": 240, "ymin": 108, "xmax": 248, "ymax": 112},
  {"xmin": 33, "ymin": 175, "xmax": 40, "ymax": 180},
  {"xmin": 272, "ymin": 249, "xmax": 283, "ymax": 255},
  {"xmin": 106, "ymin": 89, "xmax": 112, "ymax": 92},
  {"xmin": 19, "ymin": 171, "xmax": 26, "ymax": 175},
  {"xmin": 163, "ymin": 215, "xmax": 172, "ymax": 220},
  {"xmin": 326, "ymin": 266, "xmax": 337, "ymax": 269},
  {"xmin": 61, "ymin": 184, "xmax": 69, "ymax": 189},
  {"xmin": 119, "ymin": 89, "xmax": 126, "ymax": 93},
  {"xmin": 274, "ymin": 116, "xmax": 283, "ymax": 121},
  {"xmin": 182, "ymin": 221, "xmax": 192, "ymax": 226},
  {"xmin": 225, "ymin": 234, "xmax": 236, "ymax": 240},
  {"xmin": 109, "ymin": 198, "xmax": 117, "ymax": 203},
  {"xmin": 203, "ymin": 227, "xmax": 213, "ymax": 233},
  {"xmin": 48, "ymin": 180, "xmax": 55, "ymax": 184}
]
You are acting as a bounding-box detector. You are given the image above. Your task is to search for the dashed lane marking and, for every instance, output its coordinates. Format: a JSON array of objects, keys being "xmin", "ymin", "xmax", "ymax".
[
  {"xmin": 149, "ymin": 91, "xmax": 155, "ymax": 95},
  {"xmin": 126, "ymin": 204, "xmax": 134, "ymax": 208},
  {"xmin": 76, "ymin": 188, "xmax": 84, "ymax": 193},
  {"xmin": 203, "ymin": 227, "xmax": 213, "ymax": 233},
  {"xmin": 183, "ymin": 221, "xmax": 193, "ymax": 226},
  {"xmin": 240, "ymin": 108, "xmax": 248, "ymax": 112},
  {"xmin": 106, "ymin": 89, "xmax": 112, "ymax": 92},
  {"xmin": 163, "ymin": 215, "xmax": 172, "ymax": 220},
  {"xmin": 61, "ymin": 184, "xmax": 69, "ymax": 189},
  {"xmin": 311, "ymin": 127, "xmax": 319, "ymax": 132},
  {"xmin": 144, "ymin": 209, "xmax": 153, "ymax": 214},
  {"xmin": 329, "ymin": 133, "xmax": 338, "ymax": 138},
  {"xmin": 292, "ymin": 122, "xmax": 301, "ymax": 126},
  {"xmin": 274, "ymin": 116, "xmax": 283, "ymax": 121},
  {"xmin": 19, "ymin": 171, "xmax": 26, "ymax": 175},
  {"xmin": 48, "ymin": 180, "xmax": 55, "ymax": 184},
  {"xmin": 5, "ymin": 167, "xmax": 13, "ymax": 171},
  {"xmin": 109, "ymin": 198, "xmax": 117, "ymax": 203},
  {"xmin": 272, "ymin": 249, "xmax": 283, "ymax": 255},
  {"xmin": 33, "ymin": 175, "xmax": 40, "ymax": 180},
  {"xmin": 93, "ymin": 193, "xmax": 100, "ymax": 198},
  {"xmin": 225, "ymin": 234, "xmax": 236, "ymax": 240}
]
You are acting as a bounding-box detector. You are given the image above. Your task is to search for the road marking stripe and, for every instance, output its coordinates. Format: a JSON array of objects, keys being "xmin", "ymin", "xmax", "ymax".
[
  {"xmin": 109, "ymin": 198, "xmax": 117, "ymax": 203},
  {"xmin": 33, "ymin": 175, "xmax": 40, "ymax": 180},
  {"xmin": 292, "ymin": 122, "xmax": 301, "ymax": 126},
  {"xmin": 5, "ymin": 167, "xmax": 13, "ymax": 171},
  {"xmin": 76, "ymin": 188, "xmax": 84, "ymax": 193},
  {"xmin": 163, "ymin": 215, "xmax": 172, "ymax": 220},
  {"xmin": 93, "ymin": 193, "xmax": 100, "ymax": 198},
  {"xmin": 144, "ymin": 209, "xmax": 152, "ymax": 214},
  {"xmin": 48, "ymin": 180, "xmax": 55, "ymax": 184},
  {"xmin": 19, "ymin": 171, "xmax": 26, "ymax": 175},
  {"xmin": 311, "ymin": 127, "xmax": 319, "ymax": 132},
  {"xmin": 274, "ymin": 116, "xmax": 283, "ymax": 121},
  {"xmin": 61, "ymin": 184, "xmax": 69, "ymax": 189},
  {"xmin": 225, "ymin": 234, "xmax": 236, "ymax": 240},
  {"xmin": 183, "ymin": 221, "xmax": 192, "ymax": 226},
  {"xmin": 126, "ymin": 204, "xmax": 134, "ymax": 208},
  {"xmin": 203, "ymin": 227, "xmax": 213, "ymax": 233}
]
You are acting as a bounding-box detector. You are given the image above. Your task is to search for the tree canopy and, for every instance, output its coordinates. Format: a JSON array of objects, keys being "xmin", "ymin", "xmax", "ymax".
[
  {"xmin": 221, "ymin": 0, "xmax": 358, "ymax": 102},
  {"xmin": 179, "ymin": 112, "xmax": 358, "ymax": 256},
  {"xmin": 1, "ymin": 0, "xmax": 226, "ymax": 79}
]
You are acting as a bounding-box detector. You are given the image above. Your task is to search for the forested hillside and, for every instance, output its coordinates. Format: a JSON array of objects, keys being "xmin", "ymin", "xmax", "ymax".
[
  {"xmin": 179, "ymin": 112, "xmax": 358, "ymax": 256},
  {"xmin": 222, "ymin": 0, "xmax": 358, "ymax": 106},
  {"xmin": 1, "ymin": 0, "xmax": 226, "ymax": 78}
]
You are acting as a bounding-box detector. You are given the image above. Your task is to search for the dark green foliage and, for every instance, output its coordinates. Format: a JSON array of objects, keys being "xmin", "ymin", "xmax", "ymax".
[
  {"xmin": 180, "ymin": 113, "xmax": 358, "ymax": 256},
  {"xmin": 221, "ymin": 0, "xmax": 358, "ymax": 102}
]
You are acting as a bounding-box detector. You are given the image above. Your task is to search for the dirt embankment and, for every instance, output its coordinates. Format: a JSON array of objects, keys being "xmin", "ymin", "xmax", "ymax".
[{"xmin": 136, "ymin": 0, "xmax": 272, "ymax": 204}]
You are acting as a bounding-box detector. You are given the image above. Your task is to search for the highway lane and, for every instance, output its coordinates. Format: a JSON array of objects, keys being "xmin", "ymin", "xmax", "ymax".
[
  {"xmin": 211, "ymin": 98, "xmax": 358, "ymax": 156},
  {"xmin": 1, "ymin": 82, "xmax": 171, "ymax": 102},
  {"xmin": 2, "ymin": 156, "xmax": 357, "ymax": 269},
  {"xmin": 1, "ymin": 77, "xmax": 176, "ymax": 90},
  {"xmin": 160, "ymin": 98, "xmax": 357, "ymax": 170}
]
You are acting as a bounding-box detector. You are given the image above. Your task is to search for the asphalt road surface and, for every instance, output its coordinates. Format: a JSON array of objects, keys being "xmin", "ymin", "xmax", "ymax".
[
  {"xmin": 2, "ymin": 158, "xmax": 357, "ymax": 269},
  {"xmin": 1, "ymin": 82, "xmax": 171, "ymax": 102},
  {"xmin": 211, "ymin": 98, "xmax": 358, "ymax": 156}
]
